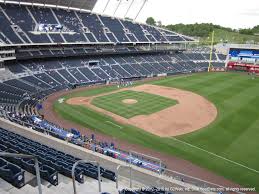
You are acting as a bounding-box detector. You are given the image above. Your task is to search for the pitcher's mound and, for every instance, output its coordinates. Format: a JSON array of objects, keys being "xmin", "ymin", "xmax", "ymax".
[{"xmin": 122, "ymin": 99, "xmax": 138, "ymax": 104}]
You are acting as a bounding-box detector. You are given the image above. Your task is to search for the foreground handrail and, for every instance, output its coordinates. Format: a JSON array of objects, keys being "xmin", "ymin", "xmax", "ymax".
[
  {"xmin": 0, "ymin": 152, "xmax": 42, "ymax": 194},
  {"xmin": 72, "ymin": 160, "xmax": 101, "ymax": 194},
  {"xmin": 116, "ymin": 164, "xmax": 132, "ymax": 189}
]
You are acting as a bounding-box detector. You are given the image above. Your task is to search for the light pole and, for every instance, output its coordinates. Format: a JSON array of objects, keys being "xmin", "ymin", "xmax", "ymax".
[
  {"xmin": 103, "ymin": 0, "xmax": 111, "ymax": 13},
  {"xmin": 134, "ymin": 0, "xmax": 148, "ymax": 21},
  {"xmin": 124, "ymin": 0, "xmax": 134, "ymax": 18},
  {"xmin": 113, "ymin": 0, "xmax": 123, "ymax": 16}
]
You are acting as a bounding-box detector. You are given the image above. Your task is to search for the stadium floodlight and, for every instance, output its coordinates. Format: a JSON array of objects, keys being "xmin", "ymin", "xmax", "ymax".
[
  {"xmin": 103, "ymin": 0, "xmax": 111, "ymax": 13},
  {"xmin": 113, "ymin": 0, "xmax": 123, "ymax": 16},
  {"xmin": 134, "ymin": 0, "xmax": 148, "ymax": 21},
  {"xmin": 124, "ymin": 0, "xmax": 134, "ymax": 18}
]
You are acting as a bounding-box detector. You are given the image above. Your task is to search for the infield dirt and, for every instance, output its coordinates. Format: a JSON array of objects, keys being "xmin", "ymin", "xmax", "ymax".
[{"xmin": 67, "ymin": 84, "xmax": 217, "ymax": 137}]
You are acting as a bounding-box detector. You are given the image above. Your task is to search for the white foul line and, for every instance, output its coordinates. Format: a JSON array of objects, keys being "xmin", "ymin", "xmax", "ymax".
[
  {"xmin": 171, "ymin": 137, "xmax": 259, "ymax": 174},
  {"xmin": 105, "ymin": 121, "xmax": 123, "ymax": 129}
]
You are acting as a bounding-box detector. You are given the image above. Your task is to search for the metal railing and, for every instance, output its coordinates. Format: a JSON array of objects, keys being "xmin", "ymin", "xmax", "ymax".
[
  {"xmin": 0, "ymin": 152, "xmax": 42, "ymax": 194},
  {"xmin": 71, "ymin": 160, "xmax": 101, "ymax": 194},
  {"xmin": 116, "ymin": 164, "xmax": 132, "ymax": 189}
]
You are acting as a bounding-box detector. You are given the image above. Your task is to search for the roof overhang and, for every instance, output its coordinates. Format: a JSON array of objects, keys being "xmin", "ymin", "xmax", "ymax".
[{"xmin": 1, "ymin": 0, "xmax": 97, "ymax": 10}]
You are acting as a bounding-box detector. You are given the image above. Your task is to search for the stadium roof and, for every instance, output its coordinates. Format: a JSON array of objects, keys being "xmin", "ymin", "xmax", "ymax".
[{"xmin": 9, "ymin": 0, "xmax": 97, "ymax": 10}]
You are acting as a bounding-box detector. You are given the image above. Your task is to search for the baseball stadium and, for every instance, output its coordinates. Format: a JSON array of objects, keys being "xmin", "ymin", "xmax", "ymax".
[{"xmin": 0, "ymin": 0, "xmax": 258, "ymax": 193}]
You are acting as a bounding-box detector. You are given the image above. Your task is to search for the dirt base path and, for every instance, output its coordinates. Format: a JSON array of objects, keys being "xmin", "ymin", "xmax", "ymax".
[
  {"xmin": 67, "ymin": 84, "xmax": 217, "ymax": 137},
  {"xmin": 42, "ymin": 84, "xmax": 243, "ymax": 191}
]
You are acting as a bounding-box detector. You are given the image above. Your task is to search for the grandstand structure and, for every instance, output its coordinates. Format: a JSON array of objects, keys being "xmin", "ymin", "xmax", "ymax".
[{"xmin": 0, "ymin": 0, "xmax": 228, "ymax": 193}]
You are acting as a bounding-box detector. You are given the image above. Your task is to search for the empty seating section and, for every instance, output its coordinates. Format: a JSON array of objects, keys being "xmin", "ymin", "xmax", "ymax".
[
  {"xmin": 54, "ymin": 9, "xmax": 87, "ymax": 43},
  {"xmin": 0, "ymin": 127, "xmax": 116, "ymax": 188},
  {"xmin": 111, "ymin": 65, "xmax": 131, "ymax": 78},
  {"xmin": 6, "ymin": 63, "xmax": 25, "ymax": 74},
  {"xmin": 105, "ymin": 32, "xmax": 117, "ymax": 42},
  {"xmin": 79, "ymin": 67, "xmax": 101, "ymax": 82},
  {"xmin": 101, "ymin": 65, "xmax": 122, "ymax": 78},
  {"xmin": 68, "ymin": 68, "xmax": 89, "ymax": 83},
  {"xmin": 30, "ymin": 6, "xmax": 64, "ymax": 43},
  {"xmin": 77, "ymin": 12, "xmax": 109, "ymax": 42},
  {"xmin": 113, "ymin": 56, "xmax": 126, "ymax": 64},
  {"xmin": 57, "ymin": 69, "xmax": 77, "ymax": 83},
  {"xmin": 122, "ymin": 21, "xmax": 149, "ymax": 42},
  {"xmin": 38, "ymin": 60, "xmax": 63, "ymax": 70},
  {"xmin": 184, "ymin": 53, "xmax": 206, "ymax": 60},
  {"xmin": 91, "ymin": 68, "xmax": 110, "ymax": 80},
  {"xmin": 0, "ymin": 83, "xmax": 25, "ymax": 97},
  {"xmin": 4, "ymin": 79, "xmax": 36, "ymax": 93},
  {"xmin": 62, "ymin": 58, "xmax": 82, "ymax": 68},
  {"xmin": 34, "ymin": 73, "xmax": 60, "ymax": 87},
  {"xmin": 0, "ymin": 157, "xmax": 25, "ymax": 188},
  {"xmin": 121, "ymin": 64, "xmax": 141, "ymax": 77},
  {"xmin": 126, "ymin": 33, "xmax": 138, "ymax": 42},
  {"xmin": 100, "ymin": 16, "xmax": 129, "ymax": 42},
  {"xmin": 0, "ymin": 9, "xmax": 23, "ymax": 44},
  {"xmin": 0, "ymin": 52, "xmax": 226, "ymax": 117},
  {"xmin": 218, "ymin": 54, "xmax": 227, "ymax": 61},
  {"xmin": 132, "ymin": 63, "xmax": 151, "ymax": 75},
  {"xmin": 142, "ymin": 25, "xmax": 167, "ymax": 42},
  {"xmin": 202, "ymin": 53, "xmax": 217, "ymax": 60},
  {"xmin": 0, "ymin": 3, "xmax": 189, "ymax": 44},
  {"xmin": 21, "ymin": 76, "xmax": 50, "ymax": 89},
  {"xmin": 2, "ymin": 4, "xmax": 50, "ymax": 43},
  {"xmin": 165, "ymin": 35, "xmax": 184, "ymax": 41}
]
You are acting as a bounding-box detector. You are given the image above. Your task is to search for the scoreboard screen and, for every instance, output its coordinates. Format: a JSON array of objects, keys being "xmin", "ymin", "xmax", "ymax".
[{"xmin": 229, "ymin": 48, "xmax": 259, "ymax": 59}]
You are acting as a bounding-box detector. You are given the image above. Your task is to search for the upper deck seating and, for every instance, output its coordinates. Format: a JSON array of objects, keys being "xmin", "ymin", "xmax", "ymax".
[
  {"xmin": 0, "ymin": 3, "xmax": 190, "ymax": 45},
  {"xmin": 77, "ymin": 12, "xmax": 109, "ymax": 43},
  {"xmin": 54, "ymin": 9, "xmax": 87, "ymax": 43},
  {"xmin": 100, "ymin": 17, "xmax": 129, "ymax": 43},
  {"xmin": 2, "ymin": 4, "xmax": 50, "ymax": 43}
]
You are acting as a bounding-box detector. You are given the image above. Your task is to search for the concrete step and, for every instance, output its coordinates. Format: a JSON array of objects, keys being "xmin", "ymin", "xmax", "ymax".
[{"xmin": 0, "ymin": 188, "xmax": 9, "ymax": 194}]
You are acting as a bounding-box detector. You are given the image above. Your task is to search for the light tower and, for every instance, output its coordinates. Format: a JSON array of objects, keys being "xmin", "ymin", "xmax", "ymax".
[
  {"xmin": 124, "ymin": 0, "xmax": 134, "ymax": 18},
  {"xmin": 134, "ymin": 0, "xmax": 148, "ymax": 21}
]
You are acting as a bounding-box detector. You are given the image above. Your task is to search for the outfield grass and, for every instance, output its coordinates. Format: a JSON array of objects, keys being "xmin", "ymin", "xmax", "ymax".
[
  {"xmin": 54, "ymin": 72, "xmax": 259, "ymax": 190},
  {"xmin": 91, "ymin": 90, "xmax": 177, "ymax": 118}
]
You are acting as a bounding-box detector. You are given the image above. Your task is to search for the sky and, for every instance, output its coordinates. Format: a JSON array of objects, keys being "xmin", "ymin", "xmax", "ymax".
[{"xmin": 93, "ymin": 0, "xmax": 259, "ymax": 29}]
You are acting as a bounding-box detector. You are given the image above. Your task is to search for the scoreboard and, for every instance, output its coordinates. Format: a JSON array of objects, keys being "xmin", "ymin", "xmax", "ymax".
[{"xmin": 227, "ymin": 48, "xmax": 259, "ymax": 73}]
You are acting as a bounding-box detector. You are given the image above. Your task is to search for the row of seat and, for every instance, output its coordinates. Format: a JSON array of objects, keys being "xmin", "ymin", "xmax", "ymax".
[
  {"xmin": 0, "ymin": 3, "xmax": 188, "ymax": 45},
  {"xmin": 0, "ymin": 127, "xmax": 116, "ymax": 188},
  {"xmin": 0, "ymin": 157, "xmax": 25, "ymax": 188}
]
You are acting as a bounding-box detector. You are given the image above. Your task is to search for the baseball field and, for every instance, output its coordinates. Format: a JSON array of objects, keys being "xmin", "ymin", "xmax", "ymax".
[{"xmin": 52, "ymin": 72, "xmax": 259, "ymax": 190}]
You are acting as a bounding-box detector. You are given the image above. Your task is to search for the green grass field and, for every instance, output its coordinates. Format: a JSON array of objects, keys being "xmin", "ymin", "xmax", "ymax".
[
  {"xmin": 54, "ymin": 72, "xmax": 259, "ymax": 190},
  {"xmin": 91, "ymin": 90, "xmax": 177, "ymax": 118}
]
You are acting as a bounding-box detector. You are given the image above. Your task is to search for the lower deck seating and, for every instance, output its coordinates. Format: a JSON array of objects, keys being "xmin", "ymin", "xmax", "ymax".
[
  {"xmin": 0, "ymin": 127, "xmax": 116, "ymax": 187},
  {"xmin": 0, "ymin": 52, "xmax": 226, "ymax": 121},
  {"xmin": 0, "ymin": 157, "xmax": 25, "ymax": 188}
]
